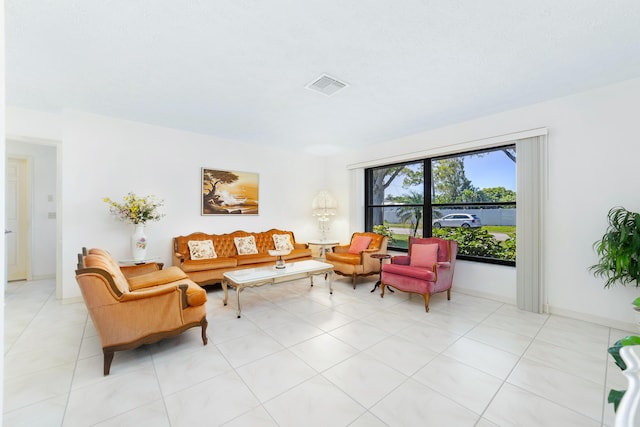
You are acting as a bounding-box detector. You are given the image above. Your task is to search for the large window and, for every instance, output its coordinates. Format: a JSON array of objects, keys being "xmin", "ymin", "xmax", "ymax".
[{"xmin": 365, "ymin": 145, "xmax": 516, "ymax": 265}]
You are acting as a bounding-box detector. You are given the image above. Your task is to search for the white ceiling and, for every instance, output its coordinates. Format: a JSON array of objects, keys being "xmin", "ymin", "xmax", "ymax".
[{"xmin": 6, "ymin": 1, "xmax": 640, "ymax": 155}]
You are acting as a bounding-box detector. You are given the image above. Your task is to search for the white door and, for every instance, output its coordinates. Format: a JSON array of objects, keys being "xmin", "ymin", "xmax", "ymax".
[{"xmin": 6, "ymin": 158, "xmax": 28, "ymax": 281}]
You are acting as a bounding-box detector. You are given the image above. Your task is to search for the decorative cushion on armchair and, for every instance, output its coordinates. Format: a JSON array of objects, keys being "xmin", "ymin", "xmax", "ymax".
[
  {"xmin": 325, "ymin": 232, "xmax": 388, "ymax": 288},
  {"xmin": 380, "ymin": 237, "xmax": 458, "ymax": 312}
]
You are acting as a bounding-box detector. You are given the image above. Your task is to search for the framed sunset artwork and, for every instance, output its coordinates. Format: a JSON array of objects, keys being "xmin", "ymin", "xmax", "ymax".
[{"xmin": 201, "ymin": 168, "xmax": 259, "ymax": 215}]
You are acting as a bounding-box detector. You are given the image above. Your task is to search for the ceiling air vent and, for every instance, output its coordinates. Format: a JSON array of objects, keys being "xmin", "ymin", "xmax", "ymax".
[{"xmin": 306, "ymin": 74, "xmax": 348, "ymax": 96}]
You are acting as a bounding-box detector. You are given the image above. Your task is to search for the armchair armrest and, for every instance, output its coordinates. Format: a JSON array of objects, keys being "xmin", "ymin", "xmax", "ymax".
[
  {"xmin": 433, "ymin": 261, "xmax": 454, "ymax": 283},
  {"xmin": 173, "ymin": 252, "xmax": 185, "ymax": 266},
  {"xmin": 391, "ymin": 255, "xmax": 410, "ymax": 265},
  {"xmin": 293, "ymin": 242, "xmax": 308, "ymax": 249},
  {"xmin": 333, "ymin": 245, "xmax": 350, "ymax": 254},
  {"xmin": 120, "ymin": 282, "xmax": 189, "ymax": 309},
  {"xmin": 119, "ymin": 283, "xmax": 182, "ymax": 302},
  {"xmin": 361, "ymin": 248, "xmax": 387, "ymax": 272},
  {"xmin": 103, "ymin": 285, "xmax": 187, "ymax": 347}
]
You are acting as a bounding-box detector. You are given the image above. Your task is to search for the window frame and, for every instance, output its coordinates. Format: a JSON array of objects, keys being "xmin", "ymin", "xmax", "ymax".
[{"xmin": 364, "ymin": 144, "xmax": 516, "ymax": 267}]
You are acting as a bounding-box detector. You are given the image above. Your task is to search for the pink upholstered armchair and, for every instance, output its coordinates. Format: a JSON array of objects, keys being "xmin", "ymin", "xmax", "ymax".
[{"xmin": 380, "ymin": 237, "xmax": 458, "ymax": 312}]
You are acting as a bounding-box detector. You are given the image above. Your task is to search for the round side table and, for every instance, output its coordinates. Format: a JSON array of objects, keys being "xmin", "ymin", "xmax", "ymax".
[
  {"xmin": 370, "ymin": 253, "xmax": 392, "ymax": 293},
  {"xmin": 308, "ymin": 240, "xmax": 339, "ymax": 260}
]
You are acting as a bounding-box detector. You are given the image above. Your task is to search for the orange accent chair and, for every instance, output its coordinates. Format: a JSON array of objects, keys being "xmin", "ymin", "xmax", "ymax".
[
  {"xmin": 325, "ymin": 232, "xmax": 388, "ymax": 288},
  {"xmin": 75, "ymin": 248, "xmax": 208, "ymax": 375},
  {"xmin": 381, "ymin": 237, "xmax": 458, "ymax": 312}
]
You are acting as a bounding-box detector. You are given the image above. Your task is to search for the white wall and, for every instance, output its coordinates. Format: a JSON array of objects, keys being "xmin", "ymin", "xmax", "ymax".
[
  {"xmin": 7, "ymin": 109, "xmax": 325, "ymax": 300},
  {"xmin": 327, "ymin": 76, "xmax": 640, "ymax": 328},
  {"xmin": 6, "ymin": 140, "xmax": 57, "ymax": 279},
  {"xmin": 8, "ymin": 76, "xmax": 640, "ymax": 328}
]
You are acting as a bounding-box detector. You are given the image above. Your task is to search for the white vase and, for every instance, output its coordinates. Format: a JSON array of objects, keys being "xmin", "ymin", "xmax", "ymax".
[{"xmin": 131, "ymin": 224, "xmax": 147, "ymax": 261}]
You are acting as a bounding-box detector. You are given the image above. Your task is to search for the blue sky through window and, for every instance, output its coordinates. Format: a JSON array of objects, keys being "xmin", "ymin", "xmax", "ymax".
[
  {"xmin": 385, "ymin": 148, "xmax": 516, "ymax": 199},
  {"xmin": 464, "ymin": 150, "xmax": 516, "ymax": 191}
]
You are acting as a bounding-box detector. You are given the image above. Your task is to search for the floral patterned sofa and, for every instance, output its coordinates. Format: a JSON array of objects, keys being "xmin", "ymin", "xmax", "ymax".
[{"xmin": 172, "ymin": 229, "xmax": 312, "ymax": 285}]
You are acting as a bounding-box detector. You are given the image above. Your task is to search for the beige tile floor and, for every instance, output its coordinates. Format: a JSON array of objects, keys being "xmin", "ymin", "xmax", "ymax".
[{"xmin": 3, "ymin": 276, "xmax": 630, "ymax": 426}]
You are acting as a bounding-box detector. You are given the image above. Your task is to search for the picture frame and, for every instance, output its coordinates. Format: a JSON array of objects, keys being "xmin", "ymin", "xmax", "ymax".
[{"xmin": 201, "ymin": 168, "xmax": 259, "ymax": 215}]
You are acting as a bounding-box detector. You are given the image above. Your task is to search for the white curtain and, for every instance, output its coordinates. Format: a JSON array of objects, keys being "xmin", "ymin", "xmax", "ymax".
[{"xmin": 516, "ymin": 136, "xmax": 546, "ymax": 313}]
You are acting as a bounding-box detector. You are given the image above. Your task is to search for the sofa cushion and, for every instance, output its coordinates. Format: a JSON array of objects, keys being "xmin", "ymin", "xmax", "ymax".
[
  {"xmin": 128, "ymin": 267, "xmax": 189, "ymax": 291},
  {"xmin": 409, "ymin": 237, "xmax": 450, "ymax": 262},
  {"xmin": 382, "ymin": 263, "xmax": 436, "ymax": 281},
  {"xmin": 409, "ymin": 243, "xmax": 438, "ymax": 269},
  {"xmin": 188, "ymin": 240, "xmax": 217, "ymax": 260},
  {"xmin": 273, "ymin": 234, "xmax": 294, "ymax": 251},
  {"xmin": 348, "ymin": 235, "xmax": 373, "ymax": 254},
  {"xmin": 181, "ymin": 257, "xmax": 237, "ymax": 273},
  {"xmin": 325, "ymin": 252, "xmax": 361, "ymax": 265},
  {"xmin": 282, "ymin": 248, "xmax": 313, "ymax": 260},
  {"xmin": 234, "ymin": 236, "xmax": 259, "ymax": 255},
  {"xmin": 236, "ymin": 253, "xmax": 276, "ymax": 266}
]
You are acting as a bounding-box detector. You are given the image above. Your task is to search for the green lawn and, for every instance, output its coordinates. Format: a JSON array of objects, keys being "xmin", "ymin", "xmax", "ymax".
[
  {"xmin": 386, "ymin": 223, "xmax": 515, "ymax": 234},
  {"xmin": 386, "ymin": 224, "xmax": 515, "ymax": 250},
  {"xmin": 483, "ymin": 225, "xmax": 516, "ymax": 234}
]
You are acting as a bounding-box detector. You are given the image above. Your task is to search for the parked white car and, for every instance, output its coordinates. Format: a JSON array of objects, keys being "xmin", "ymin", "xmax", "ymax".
[{"xmin": 432, "ymin": 213, "xmax": 482, "ymax": 228}]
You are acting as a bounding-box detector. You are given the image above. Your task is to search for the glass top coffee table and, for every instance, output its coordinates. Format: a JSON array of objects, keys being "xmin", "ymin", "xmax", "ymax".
[{"xmin": 222, "ymin": 260, "xmax": 334, "ymax": 318}]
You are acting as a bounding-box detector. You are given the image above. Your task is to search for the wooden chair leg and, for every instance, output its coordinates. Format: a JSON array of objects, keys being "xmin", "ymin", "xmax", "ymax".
[
  {"xmin": 352, "ymin": 274, "xmax": 356, "ymax": 289},
  {"xmin": 447, "ymin": 288, "xmax": 451, "ymax": 301},
  {"xmin": 103, "ymin": 350, "xmax": 114, "ymax": 376},
  {"xmin": 380, "ymin": 283, "xmax": 386, "ymax": 298},
  {"xmin": 423, "ymin": 293, "xmax": 431, "ymax": 312},
  {"xmin": 201, "ymin": 317, "xmax": 209, "ymax": 345}
]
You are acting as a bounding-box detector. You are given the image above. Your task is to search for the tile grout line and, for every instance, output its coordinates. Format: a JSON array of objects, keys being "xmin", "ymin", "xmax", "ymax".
[
  {"xmin": 471, "ymin": 306, "xmax": 550, "ymax": 425},
  {"xmin": 60, "ymin": 299, "xmax": 90, "ymax": 427}
]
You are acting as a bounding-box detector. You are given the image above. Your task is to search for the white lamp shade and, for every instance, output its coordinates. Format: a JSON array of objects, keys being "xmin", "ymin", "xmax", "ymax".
[{"xmin": 312, "ymin": 190, "xmax": 337, "ymax": 216}]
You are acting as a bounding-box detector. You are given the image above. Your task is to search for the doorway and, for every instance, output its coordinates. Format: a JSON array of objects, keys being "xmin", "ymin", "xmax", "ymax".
[
  {"xmin": 5, "ymin": 157, "xmax": 28, "ymax": 281},
  {"xmin": 5, "ymin": 140, "xmax": 59, "ymax": 287}
]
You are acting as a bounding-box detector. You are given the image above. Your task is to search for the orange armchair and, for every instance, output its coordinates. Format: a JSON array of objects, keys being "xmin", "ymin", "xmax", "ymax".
[
  {"xmin": 381, "ymin": 237, "xmax": 458, "ymax": 312},
  {"xmin": 325, "ymin": 232, "xmax": 388, "ymax": 288},
  {"xmin": 75, "ymin": 248, "xmax": 208, "ymax": 375}
]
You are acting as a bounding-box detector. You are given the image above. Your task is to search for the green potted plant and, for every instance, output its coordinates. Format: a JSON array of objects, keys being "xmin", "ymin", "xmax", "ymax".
[
  {"xmin": 590, "ymin": 206, "xmax": 640, "ymax": 288},
  {"xmin": 590, "ymin": 207, "xmax": 640, "ymax": 412},
  {"xmin": 591, "ymin": 206, "xmax": 640, "ymax": 327}
]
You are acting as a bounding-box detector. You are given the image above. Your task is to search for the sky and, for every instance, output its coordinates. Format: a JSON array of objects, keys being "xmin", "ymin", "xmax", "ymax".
[{"xmin": 464, "ymin": 150, "xmax": 516, "ymax": 191}]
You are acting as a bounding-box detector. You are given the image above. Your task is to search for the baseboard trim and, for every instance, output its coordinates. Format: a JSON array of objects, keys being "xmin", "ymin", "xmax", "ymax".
[
  {"xmin": 453, "ymin": 287, "xmax": 516, "ymax": 305},
  {"xmin": 546, "ymin": 304, "xmax": 637, "ymax": 332},
  {"xmin": 61, "ymin": 296, "xmax": 83, "ymax": 305},
  {"xmin": 30, "ymin": 274, "xmax": 55, "ymax": 281}
]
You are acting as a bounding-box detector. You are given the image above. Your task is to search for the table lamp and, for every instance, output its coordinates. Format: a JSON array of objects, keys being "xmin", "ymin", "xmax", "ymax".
[{"xmin": 312, "ymin": 190, "xmax": 337, "ymax": 241}]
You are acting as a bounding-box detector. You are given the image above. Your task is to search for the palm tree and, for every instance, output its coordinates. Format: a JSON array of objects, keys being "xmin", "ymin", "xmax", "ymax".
[{"xmin": 393, "ymin": 191, "xmax": 424, "ymax": 237}]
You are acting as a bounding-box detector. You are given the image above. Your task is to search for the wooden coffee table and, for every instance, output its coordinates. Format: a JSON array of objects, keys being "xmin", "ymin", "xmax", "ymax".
[{"xmin": 222, "ymin": 260, "xmax": 335, "ymax": 318}]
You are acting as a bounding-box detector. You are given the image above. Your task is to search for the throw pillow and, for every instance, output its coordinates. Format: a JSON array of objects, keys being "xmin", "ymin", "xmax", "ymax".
[
  {"xmin": 273, "ymin": 234, "xmax": 294, "ymax": 251},
  {"xmin": 348, "ymin": 235, "xmax": 373, "ymax": 254},
  {"xmin": 234, "ymin": 236, "xmax": 259, "ymax": 255},
  {"xmin": 410, "ymin": 243, "xmax": 439, "ymax": 268},
  {"xmin": 188, "ymin": 240, "xmax": 217, "ymax": 260}
]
